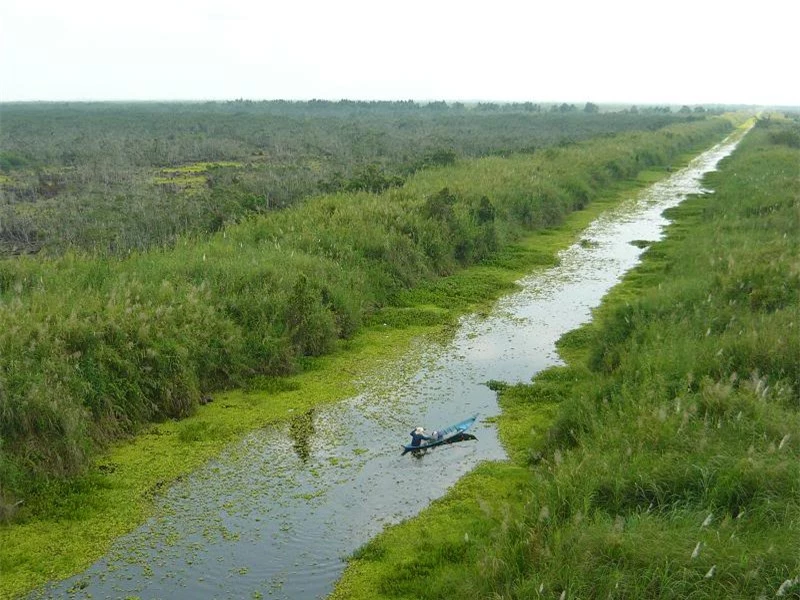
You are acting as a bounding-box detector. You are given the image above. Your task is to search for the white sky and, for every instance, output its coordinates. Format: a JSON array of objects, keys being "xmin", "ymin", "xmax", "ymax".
[{"xmin": 1, "ymin": 0, "xmax": 798, "ymax": 106}]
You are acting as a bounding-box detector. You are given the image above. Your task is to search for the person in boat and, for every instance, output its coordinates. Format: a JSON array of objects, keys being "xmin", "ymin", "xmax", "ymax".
[{"xmin": 409, "ymin": 426, "xmax": 433, "ymax": 447}]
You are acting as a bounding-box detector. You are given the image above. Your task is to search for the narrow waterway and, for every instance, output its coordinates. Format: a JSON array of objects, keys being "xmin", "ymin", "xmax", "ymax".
[{"xmin": 31, "ymin": 133, "xmax": 743, "ymax": 600}]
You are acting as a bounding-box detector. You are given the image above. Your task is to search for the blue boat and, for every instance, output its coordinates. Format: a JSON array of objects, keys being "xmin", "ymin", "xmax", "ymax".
[{"xmin": 401, "ymin": 414, "xmax": 478, "ymax": 455}]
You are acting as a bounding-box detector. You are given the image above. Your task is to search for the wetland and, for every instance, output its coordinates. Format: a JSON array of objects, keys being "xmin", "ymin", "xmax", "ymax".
[{"xmin": 25, "ymin": 130, "xmax": 745, "ymax": 600}]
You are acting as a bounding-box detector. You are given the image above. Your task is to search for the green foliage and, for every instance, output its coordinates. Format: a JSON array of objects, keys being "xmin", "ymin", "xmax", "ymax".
[
  {"xmin": 344, "ymin": 164, "xmax": 405, "ymax": 194},
  {"xmin": 473, "ymin": 195, "xmax": 496, "ymax": 224},
  {"xmin": 553, "ymin": 102, "xmax": 577, "ymax": 112},
  {"xmin": 422, "ymin": 187, "xmax": 458, "ymax": 222},
  {"xmin": 0, "ymin": 151, "xmax": 28, "ymax": 172},
  {"xmin": 770, "ymin": 126, "xmax": 800, "ymax": 148},
  {"xmin": 417, "ymin": 148, "xmax": 458, "ymax": 169},
  {"xmin": 755, "ymin": 114, "xmax": 800, "ymax": 148},
  {"xmin": 284, "ymin": 274, "xmax": 338, "ymax": 357},
  {"xmin": 0, "ymin": 116, "xmax": 732, "ymax": 516}
]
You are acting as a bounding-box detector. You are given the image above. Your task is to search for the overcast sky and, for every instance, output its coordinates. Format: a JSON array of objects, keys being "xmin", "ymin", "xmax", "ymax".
[{"xmin": 1, "ymin": 0, "xmax": 798, "ymax": 106}]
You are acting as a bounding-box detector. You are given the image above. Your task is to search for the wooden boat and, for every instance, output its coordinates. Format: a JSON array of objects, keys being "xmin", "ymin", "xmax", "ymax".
[{"xmin": 401, "ymin": 414, "xmax": 478, "ymax": 455}]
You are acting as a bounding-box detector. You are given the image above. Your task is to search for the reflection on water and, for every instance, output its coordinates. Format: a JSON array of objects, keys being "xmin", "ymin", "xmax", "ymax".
[
  {"xmin": 289, "ymin": 409, "xmax": 316, "ymax": 463},
  {"xmin": 29, "ymin": 133, "xmax": 744, "ymax": 600}
]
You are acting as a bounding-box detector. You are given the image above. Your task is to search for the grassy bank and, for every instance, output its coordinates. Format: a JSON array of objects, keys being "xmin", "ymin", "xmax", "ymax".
[
  {"xmin": 0, "ymin": 118, "xmax": 736, "ymax": 599},
  {"xmin": 330, "ymin": 116, "xmax": 799, "ymax": 599}
]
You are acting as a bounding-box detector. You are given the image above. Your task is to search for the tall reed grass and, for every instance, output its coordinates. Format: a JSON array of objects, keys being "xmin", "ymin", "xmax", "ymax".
[{"xmin": 470, "ymin": 118, "xmax": 799, "ymax": 598}]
